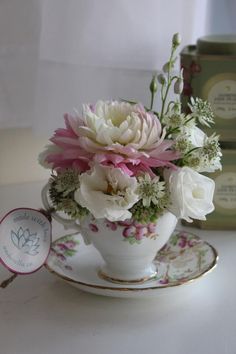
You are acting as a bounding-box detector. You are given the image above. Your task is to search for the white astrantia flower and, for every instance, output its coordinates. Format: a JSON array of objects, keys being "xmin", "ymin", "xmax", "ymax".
[
  {"xmin": 165, "ymin": 166, "xmax": 215, "ymax": 222},
  {"xmin": 52, "ymin": 169, "xmax": 80, "ymax": 196},
  {"xmin": 178, "ymin": 127, "xmax": 222, "ymax": 173},
  {"xmin": 136, "ymin": 174, "xmax": 166, "ymax": 207},
  {"xmin": 188, "ymin": 97, "xmax": 214, "ymax": 127},
  {"xmin": 163, "ymin": 112, "xmax": 187, "ymax": 130},
  {"xmin": 74, "ymin": 164, "xmax": 139, "ymax": 222},
  {"xmin": 173, "ymin": 125, "xmax": 205, "ymax": 155}
]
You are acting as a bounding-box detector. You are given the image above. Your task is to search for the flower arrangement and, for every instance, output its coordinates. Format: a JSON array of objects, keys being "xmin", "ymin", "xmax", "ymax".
[{"xmin": 39, "ymin": 33, "xmax": 222, "ymax": 226}]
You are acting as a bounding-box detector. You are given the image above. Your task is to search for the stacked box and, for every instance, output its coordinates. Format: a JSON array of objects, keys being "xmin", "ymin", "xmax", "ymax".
[
  {"xmin": 182, "ymin": 143, "xmax": 236, "ymax": 230},
  {"xmin": 181, "ymin": 35, "xmax": 236, "ymax": 229}
]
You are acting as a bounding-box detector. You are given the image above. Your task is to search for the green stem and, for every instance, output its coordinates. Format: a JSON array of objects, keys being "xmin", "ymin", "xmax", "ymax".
[
  {"xmin": 166, "ymin": 126, "xmax": 180, "ymax": 137},
  {"xmin": 184, "ymin": 114, "xmax": 195, "ymax": 125},
  {"xmin": 184, "ymin": 147, "xmax": 201, "ymax": 158},
  {"xmin": 159, "ymin": 47, "xmax": 176, "ymax": 121},
  {"xmin": 150, "ymin": 92, "xmax": 154, "ymax": 110},
  {"xmin": 165, "ymin": 100, "xmax": 176, "ymax": 115}
]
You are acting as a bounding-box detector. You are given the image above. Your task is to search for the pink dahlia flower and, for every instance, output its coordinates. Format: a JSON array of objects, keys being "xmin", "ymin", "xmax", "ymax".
[{"xmin": 40, "ymin": 101, "xmax": 179, "ymax": 175}]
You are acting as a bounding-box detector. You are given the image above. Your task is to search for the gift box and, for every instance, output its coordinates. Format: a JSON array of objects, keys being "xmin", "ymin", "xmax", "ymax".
[{"xmin": 181, "ymin": 35, "xmax": 236, "ymax": 142}]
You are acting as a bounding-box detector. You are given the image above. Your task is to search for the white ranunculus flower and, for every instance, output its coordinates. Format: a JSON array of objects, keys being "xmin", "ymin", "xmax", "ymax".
[
  {"xmin": 74, "ymin": 164, "xmax": 139, "ymax": 222},
  {"xmin": 165, "ymin": 166, "xmax": 215, "ymax": 222}
]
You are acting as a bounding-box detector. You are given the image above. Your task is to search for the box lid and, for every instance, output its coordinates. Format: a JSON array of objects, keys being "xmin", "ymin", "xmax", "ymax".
[{"xmin": 197, "ymin": 35, "xmax": 236, "ymax": 55}]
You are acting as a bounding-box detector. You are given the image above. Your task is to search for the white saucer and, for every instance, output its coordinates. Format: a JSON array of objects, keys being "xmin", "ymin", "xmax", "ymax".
[{"xmin": 45, "ymin": 230, "xmax": 218, "ymax": 298}]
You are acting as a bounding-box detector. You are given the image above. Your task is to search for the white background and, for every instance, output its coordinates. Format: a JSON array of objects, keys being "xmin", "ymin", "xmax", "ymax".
[{"xmin": 2, "ymin": 0, "xmax": 235, "ymax": 132}]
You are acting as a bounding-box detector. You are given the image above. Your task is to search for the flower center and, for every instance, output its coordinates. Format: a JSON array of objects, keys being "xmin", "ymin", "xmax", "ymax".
[
  {"xmin": 192, "ymin": 187, "xmax": 204, "ymax": 199},
  {"xmin": 106, "ymin": 183, "xmax": 114, "ymax": 195}
]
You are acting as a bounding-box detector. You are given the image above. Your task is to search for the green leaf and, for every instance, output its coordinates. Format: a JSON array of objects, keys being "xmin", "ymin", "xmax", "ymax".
[
  {"xmin": 64, "ymin": 249, "xmax": 76, "ymax": 257},
  {"xmin": 120, "ymin": 98, "xmax": 138, "ymax": 105}
]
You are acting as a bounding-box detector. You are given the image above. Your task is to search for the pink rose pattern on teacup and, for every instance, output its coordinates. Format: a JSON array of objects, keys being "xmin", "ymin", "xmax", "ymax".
[
  {"xmin": 87, "ymin": 219, "xmax": 158, "ymax": 244},
  {"xmin": 89, "ymin": 223, "xmax": 99, "ymax": 232},
  {"xmin": 50, "ymin": 236, "xmax": 79, "ymax": 270},
  {"xmin": 122, "ymin": 221, "xmax": 157, "ymax": 243}
]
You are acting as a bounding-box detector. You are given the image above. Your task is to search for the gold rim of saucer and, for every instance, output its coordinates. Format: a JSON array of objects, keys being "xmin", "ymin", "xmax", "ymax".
[{"xmin": 98, "ymin": 270, "xmax": 158, "ymax": 285}]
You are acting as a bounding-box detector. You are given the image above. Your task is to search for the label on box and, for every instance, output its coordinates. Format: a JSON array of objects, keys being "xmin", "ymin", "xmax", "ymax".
[
  {"xmin": 208, "ymin": 79, "xmax": 236, "ymax": 119},
  {"xmin": 214, "ymin": 172, "xmax": 236, "ymax": 213}
]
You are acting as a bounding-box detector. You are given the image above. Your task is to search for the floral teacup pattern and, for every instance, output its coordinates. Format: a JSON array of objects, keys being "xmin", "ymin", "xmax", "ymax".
[{"xmin": 47, "ymin": 230, "xmax": 217, "ymax": 287}]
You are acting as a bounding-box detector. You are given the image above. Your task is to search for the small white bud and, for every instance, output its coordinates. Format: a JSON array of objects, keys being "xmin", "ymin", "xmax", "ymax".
[
  {"xmin": 174, "ymin": 78, "xmax": 184, "ymax": 94},
  {"xmin": 172, "ymin": 33, "xmax": 181, "ymax": 47},
  {"xmin": 162, "ymin": 62, "xmax": 170, "ymax": 73},
  {"xmin": 157, "ymin": 73, "xmax": 167, "ymax": 85}
]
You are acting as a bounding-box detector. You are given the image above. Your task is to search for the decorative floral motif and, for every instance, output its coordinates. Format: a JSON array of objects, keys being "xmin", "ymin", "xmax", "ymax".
[
  {"xmin": 89, "ymin": 224, "xmax": 99, "ymax": 232},
  {"xmin": 102, "ymin": 218, "xmax": 157, "ymax": 244},
  {"xmin": 47, "ymin": 230, "xmax": 217, "ymax": 288},
  {"xmin": 50, "ymin": 234, "xmax": 80, "ymax": 270},
  {"xmin": 11, "ymin": 227, "xmax": 40, "ymax": 256},
  {"xmin": 122, "ymin": 221, "xmax": 157, "ymax": 244},
  {"xmin": 154, "ymin": 230, "xmax": 211, "ymax": 285},
  {"xmin": 105, "ymin": 220, "xmax": 117, "ymax": 231}
]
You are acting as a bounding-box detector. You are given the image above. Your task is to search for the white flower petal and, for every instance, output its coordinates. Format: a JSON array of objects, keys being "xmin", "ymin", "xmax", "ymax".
[
  {"xmin": 74, "ymin": 164, "xmax": 139, "ymax": 222},
  {"xmin": 165, "ymin": 166, "xmax": 215, "ymax": 222}
]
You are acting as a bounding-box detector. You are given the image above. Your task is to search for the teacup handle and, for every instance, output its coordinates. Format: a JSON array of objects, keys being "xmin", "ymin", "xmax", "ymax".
[{"xmin": 41, "ymin": 183, "xmax": 91, "ymax": 245}]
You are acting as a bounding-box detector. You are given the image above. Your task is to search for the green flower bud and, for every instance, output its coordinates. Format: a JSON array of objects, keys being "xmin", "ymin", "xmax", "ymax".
[
  {"xmin": 172, "ymin": 33, "xmax": 181, "ymax": 47},
  {"xmin": 149, "ymin": 75, "xmax": 158, "ymax": 94}
]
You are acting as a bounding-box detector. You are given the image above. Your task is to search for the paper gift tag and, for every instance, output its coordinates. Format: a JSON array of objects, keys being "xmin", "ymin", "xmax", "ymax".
[{"xmin": 0, "ymin": 208, "xmax": 51, "ymax": 274}]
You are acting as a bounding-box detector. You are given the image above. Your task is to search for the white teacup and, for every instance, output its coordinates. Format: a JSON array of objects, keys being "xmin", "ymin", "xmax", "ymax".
[{"xmin": 42, "ymin": 183, "xmax": 177, "ymax": 284}]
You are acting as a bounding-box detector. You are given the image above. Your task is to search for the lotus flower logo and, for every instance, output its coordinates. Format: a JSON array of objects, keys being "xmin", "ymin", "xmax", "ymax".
[{"xmin": 11, "ymin": 227, "xmax": 40, "ymax": 256}]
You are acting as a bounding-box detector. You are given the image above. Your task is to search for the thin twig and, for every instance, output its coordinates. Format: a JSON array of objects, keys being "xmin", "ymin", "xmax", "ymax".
[{"xmin": 0, "ymin": 273, "xmax": 18, "ymax": 289}]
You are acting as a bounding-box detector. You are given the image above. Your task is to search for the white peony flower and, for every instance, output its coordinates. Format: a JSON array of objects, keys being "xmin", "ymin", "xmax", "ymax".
[
  {"xmin": 74, "ymin": 164, "xmax": 139, "ymax": 222},
  {"xmin": 165, "ymin": 166, "xmax": 215, "ymax": 222},
  {"xmin": 79, "ymin": 100, "xmax": 164, "ymax": 154}
]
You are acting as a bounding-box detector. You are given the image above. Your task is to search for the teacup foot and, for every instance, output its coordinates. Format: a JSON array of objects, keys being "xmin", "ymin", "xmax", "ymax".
[{"xmin": 98, "ymin": 269, "xmax": 157, "ymax": 285}]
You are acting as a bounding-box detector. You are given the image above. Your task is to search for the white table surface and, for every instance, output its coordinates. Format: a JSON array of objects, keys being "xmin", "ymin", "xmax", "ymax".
[{"xmin": 0, "ymin": 181, "xmax": 236, "ymax": 354}]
